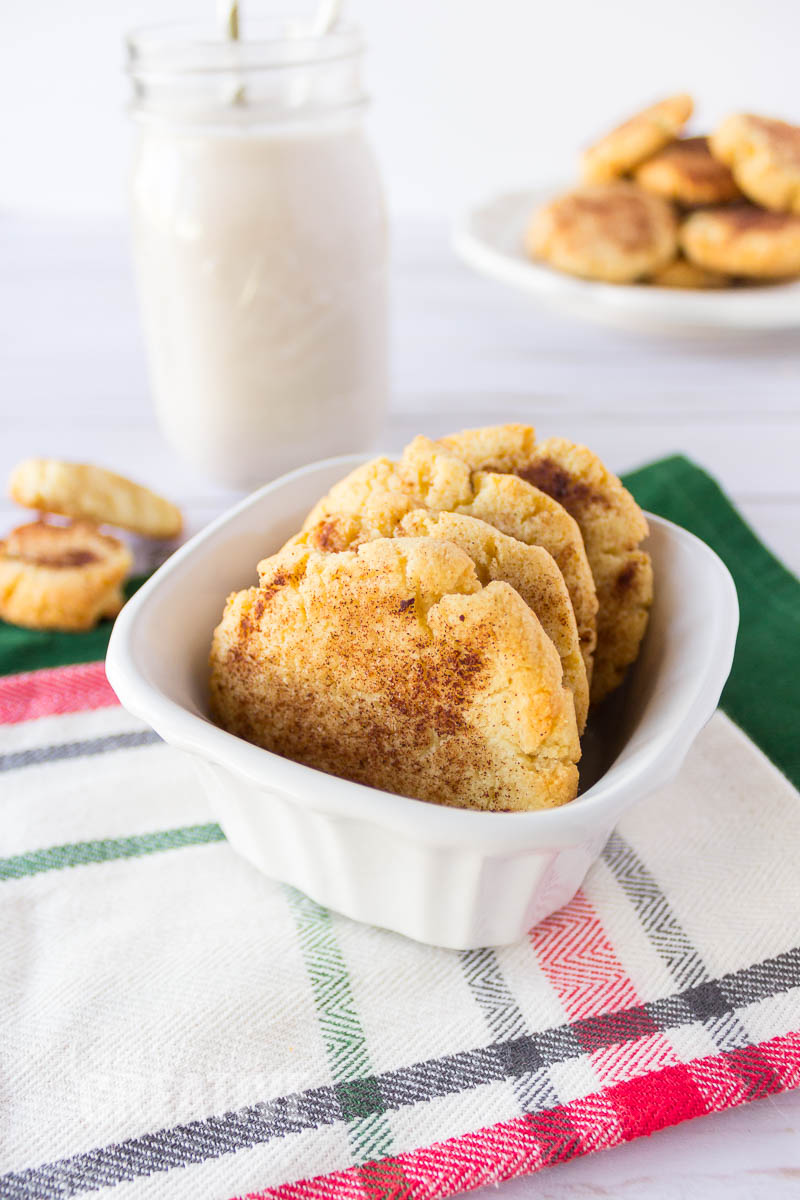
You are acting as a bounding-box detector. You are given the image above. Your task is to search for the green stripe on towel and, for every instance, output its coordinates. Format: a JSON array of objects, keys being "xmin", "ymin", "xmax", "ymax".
[
  {"xmin": 0, "ymin": 823, "xmax": 225, "ymax": 882},
  {"xmin": 0, "ymin": 574, "xmax": 147, "ymax": 679},
  {"xmin": 283, "ymin": 886, "xmax": 396, "ymax": 1164}
]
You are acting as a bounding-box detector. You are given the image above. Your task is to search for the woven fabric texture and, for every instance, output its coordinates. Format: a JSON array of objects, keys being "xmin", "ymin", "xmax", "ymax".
[{"xmin": 0, "ymin": 456, "xmax": 798, "ymax": 1199}]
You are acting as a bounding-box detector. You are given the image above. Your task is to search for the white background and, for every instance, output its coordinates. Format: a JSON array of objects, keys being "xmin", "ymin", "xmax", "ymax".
[
  {"xmin": 3, "ymin": 0, "xmax": 800, "ymax": 218},
  {"xmin": 2, "ymin": 5, "xmax": 800, "ymax": 1196}
]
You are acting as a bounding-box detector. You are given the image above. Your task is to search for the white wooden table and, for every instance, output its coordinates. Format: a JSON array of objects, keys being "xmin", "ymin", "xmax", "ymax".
[{"xmin": 2, "ymin": 214, "xmax": 799, "ymax": 1197}]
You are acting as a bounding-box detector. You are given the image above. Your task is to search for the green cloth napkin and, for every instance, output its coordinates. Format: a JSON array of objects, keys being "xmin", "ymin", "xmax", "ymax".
[
  {"xmin": 0, "ymin": 575, "xmax": 147, "ymax": 679},
  {"xmin": 1, "ymin": 456, "xmax": 797, "ymax": 788},
  {"xmin": 625, "ymin": 455, "xmax": 799, "ymax": 791}
]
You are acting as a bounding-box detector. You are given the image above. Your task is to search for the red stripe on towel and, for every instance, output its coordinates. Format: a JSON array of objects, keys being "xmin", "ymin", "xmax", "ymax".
[{"xmin": 0, "ymin": 661, "xmax": 117, "ymax": 725}]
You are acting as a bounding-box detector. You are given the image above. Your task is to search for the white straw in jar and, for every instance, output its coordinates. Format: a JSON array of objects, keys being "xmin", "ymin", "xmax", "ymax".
[
  {"xmin": 217, "ymin": 2, "xmax": 345, "ymax": 108},
  {"xmin": 309, "ymin": 0, "xmax": 343, "ymax": 35}
]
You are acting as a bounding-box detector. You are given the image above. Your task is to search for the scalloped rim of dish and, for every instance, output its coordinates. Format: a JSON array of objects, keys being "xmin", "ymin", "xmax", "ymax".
[{"xmin": 106, "ymin": 453, "xmax": 739, "ymax": 854}]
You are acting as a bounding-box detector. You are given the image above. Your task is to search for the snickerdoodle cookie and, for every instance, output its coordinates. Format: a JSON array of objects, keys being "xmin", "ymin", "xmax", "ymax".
[
  {"xmin": 648, "ymin": 255, "xmax": 732, "ymax": 289},
  {"xmin": 526, "ymin": 182, "xmax": 678, "ymax": 283},
  {"xmin": 0, "ymin": 520, "xmax": 132, "ymax": 631},
  {"xmin": 634, "ymin": 137, "xmax": 740, "ymax": 207},
  {"xmin": 680, "ymin": 205, "xmax": 800, "ymax": 277},
  {"xmin": 211, "ymin": 538, "xmax": 580, "ymax": 811},
  {"xmin": 436, "ymin": 426, "xmax": 653, "ymax": 704},
  {"xmin": 9, "ymin": 459, "xmax": 182, "ymax": 540},
  {"xmin": 711, "ymin": 114, "xmax": 800, "ymax": 213},
  {"xmin": 304, "ymin": 439, "xmax": 598, "ymax": 682},
  {"xmin": 291, "ymin": 508, "xmax": 589, "ymax": 732},
  {"xmin": 581, "ymin": 94, "xmax": 694, "ymax": 183}
]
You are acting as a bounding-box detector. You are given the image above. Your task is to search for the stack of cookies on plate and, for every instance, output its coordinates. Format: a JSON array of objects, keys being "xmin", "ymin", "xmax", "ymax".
[
  {"xmin": 210, "ymin": 426, "xmax": 653, "ymax": 814},
  {"xmin": 528, "ymin": 95, "xmax": 800, "ymax": 287},
  {"xmin": 0, "ymin": 460, "xmax": 181, "ymax": 631}
]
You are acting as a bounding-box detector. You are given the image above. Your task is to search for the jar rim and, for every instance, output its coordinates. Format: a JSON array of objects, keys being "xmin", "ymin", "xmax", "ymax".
[{"xmin": 126, "ymin": 17, "xmax": 364, "ymax": 76}]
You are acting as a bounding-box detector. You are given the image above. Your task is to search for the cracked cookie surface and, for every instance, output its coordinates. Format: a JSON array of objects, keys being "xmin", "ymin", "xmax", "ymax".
[
  {"xmin": 210, "ymin": 537, "xmax": 580, "ymax": 812},
  {"xmin": 291, "ymin": 507, "xmax": 589, "ymax": 732},
  {"xmin": 304, "ymin": 438, "xmax": 598, "ymax": 684},
  {"xmin": 436, "ymin": 426, "xmax": 652, "ymax": 704}
]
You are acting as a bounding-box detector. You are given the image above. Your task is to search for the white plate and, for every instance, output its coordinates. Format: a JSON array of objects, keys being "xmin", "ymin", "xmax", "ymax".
[
  {"xmin": 106, "ymin": 454, "xmax": 738, "ymax": 949},
  {"xmin": 453, "ymin": 188, "xmax": 800, "ymax": 334}
]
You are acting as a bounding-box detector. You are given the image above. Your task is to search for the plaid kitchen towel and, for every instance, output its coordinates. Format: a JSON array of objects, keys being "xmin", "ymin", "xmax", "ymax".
[{"xmin": 1, "ymin": 456, "xmax": 798, "ymax": 1200}]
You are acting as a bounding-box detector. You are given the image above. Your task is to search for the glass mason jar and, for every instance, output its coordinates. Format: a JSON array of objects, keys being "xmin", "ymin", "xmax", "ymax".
[{"xmin": 126, "ymin": 22, "xmax": 388, "ymax": 489}]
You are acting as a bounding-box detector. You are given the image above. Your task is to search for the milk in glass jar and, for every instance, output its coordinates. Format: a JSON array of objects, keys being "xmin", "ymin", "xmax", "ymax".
[{"xmin": 126, "ymin": 17, "xmax": 387, "ymax": 488}]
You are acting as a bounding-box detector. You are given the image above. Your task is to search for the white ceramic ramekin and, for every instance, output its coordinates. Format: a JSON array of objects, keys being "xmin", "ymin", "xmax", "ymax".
[{"xmin": 106, "ymin": 455, "xmax": 739, "ymax": 949}]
